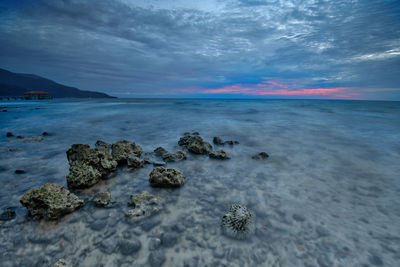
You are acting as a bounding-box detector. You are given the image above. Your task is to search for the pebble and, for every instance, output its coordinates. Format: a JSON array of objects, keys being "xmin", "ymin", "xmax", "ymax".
[{"xmin": 118, "ymin": 240, "xmax": 141, "ymax": 255}]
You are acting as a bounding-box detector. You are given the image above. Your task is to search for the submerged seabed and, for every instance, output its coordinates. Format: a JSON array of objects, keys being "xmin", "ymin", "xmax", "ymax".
[{"xmin": 0, "ymin": 99, "xmax": 400, "ymax": 266}]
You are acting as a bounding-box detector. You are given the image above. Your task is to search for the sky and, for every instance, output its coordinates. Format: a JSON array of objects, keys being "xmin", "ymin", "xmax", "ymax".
[{"xmin": 0, "ymin": 0, "xmax": 400, "ymax": 100}]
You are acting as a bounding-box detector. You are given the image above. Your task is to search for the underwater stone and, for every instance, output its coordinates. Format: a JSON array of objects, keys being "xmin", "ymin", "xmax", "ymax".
[
  {"xmin": 20, "ymin": 183, "xmax": 83, "ymax": 220},
  {"xmin": 126, "ymin": 191, "xmax": 161, "ymax": 220},
  {"xmin": 209, "ymin": 150, "xmax": 231, "ymax": 160},
  {"xmin": 0, "ymin": 207, "xmax": 16, "ymax": 221},
  {"xmin": 221, "ymin": 204, "xmax": 254, "ymax": 239},
  {"xmin": 111, "ymin": 140, "xmax": 142, "ymax": 163},
  {"xmin": 118, "ymin": 240, "xmax": 141, "ymax": 255},
  {"xmin": 149, "ymin": 167, "xmax": 185, "ymax": 187},
  {"xmin": 93, "ymin": 192, "xmax": 112, "ymax": 207},
  {"xmin": 6, "ymin": 132, "xmax": 14, "ymax": 137}
]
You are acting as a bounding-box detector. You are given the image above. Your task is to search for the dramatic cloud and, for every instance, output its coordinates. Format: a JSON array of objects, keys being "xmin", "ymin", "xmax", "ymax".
[{"xmin": 0, "ymin": 0, "xmax": 399, "ymax": 99}]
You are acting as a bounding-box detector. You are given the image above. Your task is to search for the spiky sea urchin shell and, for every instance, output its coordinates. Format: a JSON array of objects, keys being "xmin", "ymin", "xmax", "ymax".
[{"xmin": 221, "ymin": 204, "xmax": 254, "ymax": 239}]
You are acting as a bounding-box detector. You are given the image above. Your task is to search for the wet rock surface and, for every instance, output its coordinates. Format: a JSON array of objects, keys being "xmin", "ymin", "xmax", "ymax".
[
  {"xmin": 93, "ymin": 192, "xmax": 112, "ymax": 207},
  {"xmin": 209, "ymin": 150, "xmax": 230, "ymax": 159},
  {"xmin": 6, "ymin": 132, "xmax": 14, "ymax": 137},
  {"xmin": 178, "ymin": 135, "xmax": 212, "ymax": 154},
  {"xmin": 213, "ymin": 136, "xmax": 224, "ymax": 145},
  {"xmin": 252, "ymin": 152, "xmax": 269, "ymax": 160},
  {"xmin": 162, "ymin": 150, "xmax": 187, "ymax": 162},
  {"xmin": 66, "ymin": 143, "xmax": 118, "ymax": 189},
  {"xmin": 127, "ymin": 156, "xmax": 144, "ymax": 169},
  {"xmin": 221, "ymin": 204, "xmax": 254, "ymax": 239},
  {"xmin": 52, "ymin": 259, "xmax": 66, "ymax": 267},
  {"xmin": 154, "ymin": 147, "xmax": 168, "ymax": 156},
  {"xmin": 20, "ymin": 183, "xmax": 83, "ymax": 220},
  {"xmin": 126, "ymin": 191, "xmax": 161, "ymax": 220},
  {"xmin": 111, "ymin": 140, "xmax": 142, "ymax": 163},
  {"xmin": 149, "ymin": 167, "xmax": 186, "ymax": 187}
]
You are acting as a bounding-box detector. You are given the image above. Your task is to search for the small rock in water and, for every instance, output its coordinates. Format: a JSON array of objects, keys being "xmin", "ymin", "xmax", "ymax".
[
  {"xmin": 16, "ymin": 135, "xmax": 24, "ymax": 139},
  {"xmin": 52, "ymin": 259, "xmax": 66, "ymax": 267},
  {"xmin": 183, "ymin": 132, "xmax": 191, "ymax": 136},
  {"xmin": 20, "ymin": 183, "xmax": 83, "ymax": 220},
  {"xmin": 252, "ymin": 152, "xmax": 269, "ymax": 160},
  {"xmin": 224, "ymin": 140, "xmax": 239, "ymax": 145},
  {"xmin": 0, "ymin": 207, "xmax": 16, "ymax": 221},
  {"xmin": 192, "ymin": 131, "xmax": 200, "ymax": 135},
  {"xmin": 42, "ymin": 132, "xmax": 49, "ymax": 136},
  {"xmin": 149, "ymin": 167, "xmax": 185, "ymax": 187},
  {"xmin": 15, "ymin": 169, "xmax": 25, "ymax": 174},
  {"xmin": 221, "ymin": 204, "xmax": 254, "ymax": 239},
  {"xmin": 6, "ymin": 132, "xmax": 14, "ymax": 137},
  {"xmin": 178, "ymin": 135, "xmax": 212, "ymax": 154},
  {"xmin": 213, "ymin": 136, "xmax": 224, "ymax": 145},
  {"xmin": 209, "ymin": 150, "xmax": 230, "ymax": 160},
  {"xmin": 154, "ymin": 147, "xmax": 168, "ymax": 156},
  {"xmin": 127, "ymin": 156, "xmax": 144, "ymax": 169},
  {"xmin": 126, "ymin": 191, "xmax": 161, "ymax": 220},
  {"xmin": 111, "ymin": 140, "xmax": 142, "ymax": 164},
  {"xmin": 93, "ymin": 192, "xmax": 112, "ymax": 207},
  {"xmin": 162, "ymin": 150, "xmax": 187, "ymax": 162}
]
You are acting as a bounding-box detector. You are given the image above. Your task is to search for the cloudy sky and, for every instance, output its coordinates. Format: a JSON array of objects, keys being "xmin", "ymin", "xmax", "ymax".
[{"xmin": 0, "ymin": 0, "xmax": 399, "ymax": 99}]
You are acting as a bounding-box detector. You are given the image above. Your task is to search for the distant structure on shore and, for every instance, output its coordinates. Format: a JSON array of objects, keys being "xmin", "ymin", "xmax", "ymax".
[
  {"xmin": 0, "ymin": 91, "xmax": 52, "ymax": 100},
  {"xmin": 24, "ymin": 91, "xmax": 52, "ymax": 100}
]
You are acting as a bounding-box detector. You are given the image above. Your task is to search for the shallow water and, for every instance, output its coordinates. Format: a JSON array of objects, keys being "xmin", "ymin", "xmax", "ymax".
[{"xmin": 1, "ymin": 99, "xmax": 400, "ymax": 266}]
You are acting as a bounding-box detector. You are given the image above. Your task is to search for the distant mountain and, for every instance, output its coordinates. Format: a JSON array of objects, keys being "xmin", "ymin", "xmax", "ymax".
[{"xmin": 0, "ymin": 68, "xmax": 115, "ymax": 98}]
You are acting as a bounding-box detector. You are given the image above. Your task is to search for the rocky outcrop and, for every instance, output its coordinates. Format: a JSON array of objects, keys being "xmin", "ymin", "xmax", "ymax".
[
  {"xmin": 93, "ymin": 192, "xmax": 112, "ymax": 207},
  {"xmin": 209, "ymin": 150, "xmax": 230, "ymax": 160},
  {"xmin": 154, "ymin": 147, "xmax": 168, "ymax": 156},
  {"xmin": 213, "ymin": 136, "xmax": 224, "ymax": 145},
  {"xmin": 149, "ymin": 167, "xmax": 185, "ymax": 187},
  {"xmin": 221, "ymin": 204, "xmax": 254, "ymax": 240},
  {"xmin": 66, "ymin": 144, "xmax": 118, "ymax": 189},
  {"xmin": 162, "ymin": 151, "xmax": 187, "ymax": 162},
  {"xmin": 127, "ymin": 156, "xmax": 144, "ymax": 169},
  {"xmin": 111, "ymin": 140, "xmax": 142, "ymax": 164},
  {"xmin": 178, "ymin": 135, "xmax": 212, "ymax": 154},
  {"xmin": 95, "ymin": 140, "xmax": 111, "ymax": 153},
  {"xmin": 252, "ymin": 152, "xmax": 269, "ymax": 160},
  {"xmin": 20, "ymin": 183, "xmax": 83, "ymax": 220},
  {"xmin": 126, "ymin": 191, "xmax": 161, "ymax": 219}
]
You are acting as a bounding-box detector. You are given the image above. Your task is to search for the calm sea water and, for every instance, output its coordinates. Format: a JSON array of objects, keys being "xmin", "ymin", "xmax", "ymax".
[{"xmin": 0, "ymin": 99, "xmax": 400, "ymax": 266}]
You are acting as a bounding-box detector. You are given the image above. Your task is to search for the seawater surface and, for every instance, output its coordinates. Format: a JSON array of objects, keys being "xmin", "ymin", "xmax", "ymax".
[{"xmin": 0, "ymin": 99, "xmax": 400, "ymax": 266}]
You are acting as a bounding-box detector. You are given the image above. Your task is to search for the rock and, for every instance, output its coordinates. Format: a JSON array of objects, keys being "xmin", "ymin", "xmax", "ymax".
[
  {"xmin": 0, "ymin": 207, "xmax": 16, "ymax": 221},
  {"xmin": 160, "ymin": 232, "xmax": 178, "ymax": 248},
  {"xmin": 16, "ymin": 135, "xmax": 24, "ymax": 139},
  {"xmin": 111, "ymin": 140, "xmax": 142, "ymax": 164},
  {"xmin": 66, "ymin": 144, "xmax": 117, "ymax": 189},
  {"xmin": 221, "ymin": 204, "xmax": 254, "ymax": 239},
  {"xmin": 143, "ymin": 157, "xmax": 152, "ymax": 164},
  {"xmin": 95, "ymin": 140, "xmax": 111, "ymax": 153},
  {"xmin": 22, "ymin": 136, "xmax": 44, "ymax": 143},
  {"xmin": 252, "ymin": 152, "xmax": 269, "ymax": 160},
  {"xmin": 213, "ymin": 136, "xmax": 224, "ymax": 145},
  {"xmin": 192, "ymin": 131, "xmax": 200, "ymax": 135},
  {"xmin": 148, "ymin": 251, "xmax": 166, "ymax": 266},
  {"xmin": 183, "ymin": 132, "xmax": 191, "ymax": 136},
  {"xmin": 42, "ymin": 132, "xmax": 49, "ymax": 136},
  {"xmin": 178, "ymin": 135, "xmax": 212, "ymax": 154},
  {"xmin": 126, "ymin": 191, "xmax": 161, "ymax": 220},
  {"xmin": 20, "ymin": 183, "xmax": 83, "ymax": 220},
  {"xmin": 149, "ymin": 167, "xmax": 185, "ymax": 187},
  {"xmin": 6, "ymin": 132, "xmax": 14, "ymax": 137},
  {"xmin": 162, "ymin": 150, "xmax": 187, "ymax": 162},
  {"xmin": 127, "ymin": 156, "xmax": 144, "ymax": 169},
  {"xmin": 209, "ymin": 150, "xmax": 230, "ymax": 160},
  {"xmin": 93, "ymin": 192, "xmax": 112, "ymax": 207},
  {"xmin": 154, "ymin": 147, "xmax": 168, "ymax": 156},
  {"xmin": 53, "ymin": 259, "xmax": 66, "ymax": 267},
  {"xmin": 118, "ymin": 240, "xmax": 141, "ymax": 255},
  {"xmin": 15, "ymin": 170, "xmax": 25, "ymax": 174}
]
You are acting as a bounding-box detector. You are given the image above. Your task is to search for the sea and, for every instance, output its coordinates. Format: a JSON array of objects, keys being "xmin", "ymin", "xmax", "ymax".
[{"xmin": 0, "ymin": 98, "xmax": 399, "ymax": 266}]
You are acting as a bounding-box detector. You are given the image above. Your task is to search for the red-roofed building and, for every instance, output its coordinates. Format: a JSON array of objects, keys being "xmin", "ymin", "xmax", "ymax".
[{"xmin": 24, "ymin": 91, "xmax": 52, "ymax": 100}]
